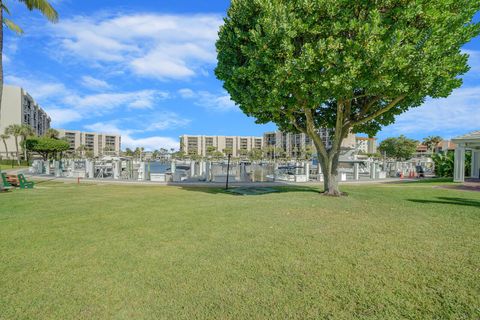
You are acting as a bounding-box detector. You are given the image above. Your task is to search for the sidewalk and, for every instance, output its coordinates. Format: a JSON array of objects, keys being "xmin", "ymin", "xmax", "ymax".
[{"xmin": 30, "ymin": 174, "xmax": 417, "ymax": 188}]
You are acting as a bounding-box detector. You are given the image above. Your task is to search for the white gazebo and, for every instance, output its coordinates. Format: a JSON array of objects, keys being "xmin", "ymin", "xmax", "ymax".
[{"xmin": 452, "ymin": 131, "xmax": 480, "ymax": 182}]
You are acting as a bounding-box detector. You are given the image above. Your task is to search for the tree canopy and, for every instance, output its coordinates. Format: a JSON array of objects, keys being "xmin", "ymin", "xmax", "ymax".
[
  {"xmin": 2, "ymin": 0, "xmax": 58, "ymax": 35},
  {"xmin": 216, "ymin": 0, "xmax": 480, "ymax": 195},
  {"xmin": 25, "ymin": 137, "xmax": 70, "ymax": 160},
  {"xmin": 422, "ymin": 135, "xmax": 442, "ymax": 152},
  {"xmin": 378, "ymin": 135, "xmax": 418, "ymax": 160}
]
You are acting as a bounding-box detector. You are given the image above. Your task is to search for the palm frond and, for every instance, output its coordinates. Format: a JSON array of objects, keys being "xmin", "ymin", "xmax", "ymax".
[
  {"xmin": 4, "ymin": 18, "xmax": 24, "ymax": 34},
  {"xmin": 18, "ymin": 0, "xmax": 58, "ymax": 23},
  {"xmin": 1, "ymin": 3, "xmax": 11, "ymax": 15}
]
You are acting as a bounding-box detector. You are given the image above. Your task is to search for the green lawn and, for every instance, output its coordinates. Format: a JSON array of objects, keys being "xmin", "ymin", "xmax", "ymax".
[
  {"xmin": 0, "ymin": 164, "xmax": 28, "ymax": 171},
  {"xmin": 0, "ymin": 181, "xmax": 479, "ymax": 319}
]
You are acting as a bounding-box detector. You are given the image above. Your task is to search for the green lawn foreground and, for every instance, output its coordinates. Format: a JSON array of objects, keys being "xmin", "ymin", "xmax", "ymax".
[
  {"xmin": 0, "ymin": 181, "xmax": 479, "ymax": 319},
  {"xmin": 0, "ymin": 165, "xmax": 28, "ymax": 171}
]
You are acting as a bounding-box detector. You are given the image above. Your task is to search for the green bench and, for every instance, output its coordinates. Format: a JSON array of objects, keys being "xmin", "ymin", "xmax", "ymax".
[
  {"xmin": 18, "ymin": 174, "xmax": 34, "ymax": 189},
  {"xmin": 1, "ymin": 172, "xmax": 14, "ymax": 191}
]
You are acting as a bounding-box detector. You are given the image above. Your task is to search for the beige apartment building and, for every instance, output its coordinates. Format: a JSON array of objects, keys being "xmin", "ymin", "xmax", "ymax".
[
  {"xmin": 263, "ymin": 129, "xmax": 357, "ymax": 158},
  {"xmin": 57, "ymin": 129, "xmax": 121, "ymax": 157},
  {"xmin": 356, "ymin": 137, "xmax": 377, "ymax": 154},
  {"xmin": 0, "ymin": 85, "xmax": 51, "ymax": 159},
  {"xmin": 180, "ymin": 135, "xmax": 264, "ymax": 157}
]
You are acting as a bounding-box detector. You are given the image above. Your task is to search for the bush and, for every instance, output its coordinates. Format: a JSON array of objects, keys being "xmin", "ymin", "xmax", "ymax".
[{"xmin": 432, "ymin": 151, "xmax": 471, "ymax": 177}]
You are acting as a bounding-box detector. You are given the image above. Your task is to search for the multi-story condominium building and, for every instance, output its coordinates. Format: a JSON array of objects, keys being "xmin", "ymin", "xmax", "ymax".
[
  {"xmin": 263, "ymin": 130, "xmax": 356, "ymax": 158},
  {"xmin": 57, "ymin": 129, "xmax": 121, "ymax": 157},
  {"xmin": 0, "ymin": 85, "xmax": 51, "ymax": 158},
  {"xmin": 179, "ymin": 135, "xmax": 264, "ymax": 157},
  {"xmin": 356, "ymin": 137, "xmax": 377, "ymax": 154}
]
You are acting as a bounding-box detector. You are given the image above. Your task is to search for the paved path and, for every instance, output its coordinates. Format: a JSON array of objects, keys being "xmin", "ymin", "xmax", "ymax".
[
  {"xmin": 29, "ymin": 174, "xmax": 417, "ymax": 188},
  {"xmin": 437, "ymin": 179, "xmax": 480, "ymax": 192}
]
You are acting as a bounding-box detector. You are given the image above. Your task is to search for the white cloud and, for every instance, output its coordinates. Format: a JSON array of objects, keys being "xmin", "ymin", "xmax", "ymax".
[
  {"xmin": 45, "ymin": 108, "xmax": 83, "ymax": 127},
  {"xmin": 383, "ymin": 86, "xmax": 480, "ymax": 136},
  {"xmin": 80, "ymin": 75, "xmax": 111, "ymax": 90},
  {"xmin": 178, "ymin": 88, "xmax": 195, "ymax": 98},
  {"xmin": 52, "ymin": 13, "xmax": 222, "ymax": 80},
  {"xmin": 83, "ymin": 122, "xmax": 125, "ymax": 135},
  {"xmin": 5, "ymin": 75, "xmax": 67, "ymax": 100},
  {"xmin": 143, "ymin": 112, "xmax": 191, "ymax": 131},
  {"xmin": 64, "ymin": 90, "xmax": 166, "ymax": 112},
  {"xmin": 179, "ymin": 88, "xmax": 238, "ymax": 112},
  {"xmin": 122, "ymin": 135, "xmax": 179, "ymax": 151},
  {"xmin": 463, "ymin": 49, "xmax": 480, "ymax": 72},
  {"xmin": 5, "ymin": 75, "xmax": 171, "ymax": 126}
]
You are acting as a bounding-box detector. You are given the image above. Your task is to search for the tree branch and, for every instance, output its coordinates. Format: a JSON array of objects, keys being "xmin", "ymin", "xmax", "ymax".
[
  {"xmin": 289, "ymin": 115, "xmax": 308, "ymax": 135},
  {"xmin": 359, "ymin": 96, "xmax": 382, "ymax": 117},
  {"xmin": 353, "ymin": 95, "xmax": 406, "ymax": 126},
  {"xmin": 330, "ymin": 100, "xmax": 346, "ymax": 157},
  {"xmin": 303, "ymin": 107, "xmax": 328, "ymax": 159}
]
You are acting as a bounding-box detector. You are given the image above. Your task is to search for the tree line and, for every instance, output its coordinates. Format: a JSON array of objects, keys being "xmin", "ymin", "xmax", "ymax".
[{"xmin": 1, "ymin": 125, "xmax": 69, "ymax": 164}]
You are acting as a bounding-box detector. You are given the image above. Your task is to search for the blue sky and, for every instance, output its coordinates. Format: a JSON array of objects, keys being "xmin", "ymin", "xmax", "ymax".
[{"xmin": 3, "ymin": 0, "xmax": 480, "ymax": 150}]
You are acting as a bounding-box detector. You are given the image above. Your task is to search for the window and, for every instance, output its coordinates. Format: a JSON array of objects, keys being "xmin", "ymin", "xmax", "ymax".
[
  {"xmin": 205, "ymin": 137, "xmax": 214, "ymax": 147},
  {"xmin": 85, "ymin": 134, "xmax": 95, "ymax": 150},
  {"xmin": 225, "ymin": 138, "xmax": 234, "ymax": 149},
  {"xmin": 187, "ymin": 137, "xmax": 199, "ymax": 154},
  {"xmin": 254, "ymin": 139, "xmax": 262, "ymax": 149},
  {"xmin": 65, "ymin": 133, "xmax": 76, "ymax": 150},
  {"xmin": 240, "ymin": 138, "xmax": 248, "ymax": 150}
]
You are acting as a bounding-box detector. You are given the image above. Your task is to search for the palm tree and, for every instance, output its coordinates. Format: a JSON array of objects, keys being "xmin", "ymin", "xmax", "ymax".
[
  {"xmin": 422, "ymin": 136, "xmax": 443, "ymax": 153},
  {"xmin": 0, "ymin": 132, "xmax": 9, "ymax": 159},
  {"xmin": 44, "ymin": 128, "xmax": 59, "ymax": 139},
  {"xmin": 19, "ymin": 124, "xmax": 34, "ymax": 160},
  {"xmin": 5, "ymin": 124, "xmax": 22, "ymax": 164},
  {"xmin": 0, "ymin": 1, "xmax": 58, "ymax": 119}
]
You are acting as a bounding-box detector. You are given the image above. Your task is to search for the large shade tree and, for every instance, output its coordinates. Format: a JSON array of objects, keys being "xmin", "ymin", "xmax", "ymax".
[
  {"xmin": 216, "ymin": 0, "xmax": 480, "ymax": 195},
  {"xmin": 0, "ymin": 0, "xmax": 58, "ymax": 118},
  {"xmin": 25, "ymin": 136, "xmax": 69, "ymax": 161}
]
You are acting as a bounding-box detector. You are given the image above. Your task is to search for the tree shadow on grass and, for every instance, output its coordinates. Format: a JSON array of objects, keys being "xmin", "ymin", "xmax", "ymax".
[
  {"xmin": 176, "ymin": 185, "xmax": 323, "ymax": 196},
  {"xmin": 407, "ymin": 197, "xmax": 480, "ymax": 208},
  {"xmin": 386, "ymin": 178, "xmax": 454, "ymax": 185}
]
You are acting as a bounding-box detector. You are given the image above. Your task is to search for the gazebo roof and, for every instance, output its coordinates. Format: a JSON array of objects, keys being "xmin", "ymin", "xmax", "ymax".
[{"xmin": 452, "ymin": 130, "xmax": 480, "ymax": 148}]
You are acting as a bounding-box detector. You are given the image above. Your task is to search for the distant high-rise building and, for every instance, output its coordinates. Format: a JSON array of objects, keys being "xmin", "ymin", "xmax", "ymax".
[
  {"xmin": 0, "ymin": 85, "xmax": 51, "ymax": 159},
  {"xmin": 57, "ymin": 129, "xmax": 121, "ymax": 157},
  {"xmin": 179, "ymin": 135, "xmax": 264, "ymax": 157},
  {"xmin": 263, "ymin": 130, "xmax": 356, "ymax": 158}
]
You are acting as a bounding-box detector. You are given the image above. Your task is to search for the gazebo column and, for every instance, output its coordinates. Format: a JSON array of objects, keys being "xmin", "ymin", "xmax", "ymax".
[
  {"xmin": 471, "ymin": 150, "xmax": 480, "ymax": 179},
  {"xmin": 453, "ymin": 145, "xmax": 465, "ymax": 182}
]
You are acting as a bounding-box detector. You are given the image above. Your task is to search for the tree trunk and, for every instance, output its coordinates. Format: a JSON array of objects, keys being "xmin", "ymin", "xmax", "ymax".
[
  {"xmin": 14, "ymin": 136, "xmax": 20, "ymax": 165},
  {"xmin": 22, "ymin": 136, "xmax": 27, "ymax": 161},
  {"xmin": 317, "ymin": 152, "xmax": 342, "ymax": 196},
  {"xmin": 2, "ymin": 140, "xmax": 7, "ymax": 159}
]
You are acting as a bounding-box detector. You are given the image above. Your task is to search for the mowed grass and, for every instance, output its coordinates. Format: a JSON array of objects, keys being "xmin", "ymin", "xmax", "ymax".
[
  {"xmin": 0, "ymin": 165, "xmax": 28, "ymax": 171},
  {"xmin": 0, "ymin": 181, "xmax": 479, "ymax": 319}
]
